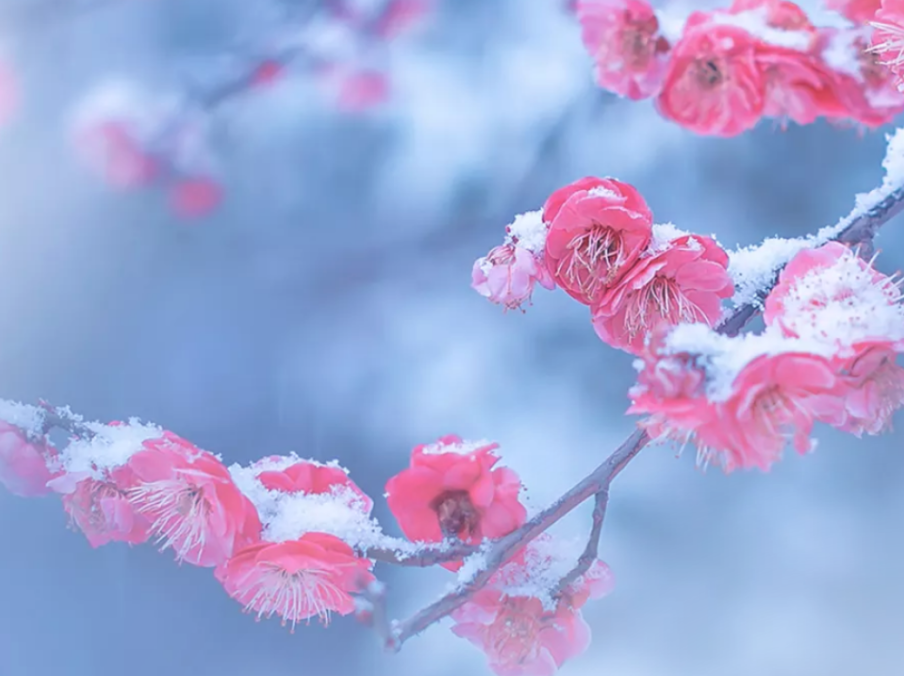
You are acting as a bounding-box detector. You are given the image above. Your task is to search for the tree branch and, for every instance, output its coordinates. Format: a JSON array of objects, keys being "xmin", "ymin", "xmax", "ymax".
[{"xmin": 378, "ymin": 178, "xmax": 904, "ymax": 650}]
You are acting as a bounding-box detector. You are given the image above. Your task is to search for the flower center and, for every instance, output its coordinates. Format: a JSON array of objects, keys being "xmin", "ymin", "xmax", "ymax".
[
  {"xmin": 693, "ymin": 58, "xmax": 724, "ymax": 89},
  {"xmin": 625, "ymin": 277, "xmax": 703, "ymax": 337},
  {"xmin": 243, "ymin": 563, "xmax": 345, "ymax": 631},
  {"xmin": 561, "ymin": 224, "xmax": 624, "ymax": 298},
  {"xmin": 488, "ymin": 603, "xmax": 542, "ymax": 665},
  {"xmin": 431, "ymin": 490, "xmax": 480, "ymax": 540}
]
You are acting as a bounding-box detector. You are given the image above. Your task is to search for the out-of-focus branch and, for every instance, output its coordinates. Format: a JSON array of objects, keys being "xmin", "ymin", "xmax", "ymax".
[{"xmin": 375, "ymin": 180, "xmax": 904, "ymax": 651}]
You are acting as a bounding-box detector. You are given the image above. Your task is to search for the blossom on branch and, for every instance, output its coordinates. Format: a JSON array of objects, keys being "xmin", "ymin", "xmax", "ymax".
[
  {"xmin": 452, "ymin": 535, "xmax": 614, "ymax": 676},
  {"xmin": 127, "ymin": 431, "xmax": 262, "ymax": 567},
  {"xmin": 543, "ymin": 177, "xmax": 653, "ymax": 306},
  {"xmin": 632, "ymin": 242, "xmax": 904, "ymax": 471},
  {"xmin": 386, "ymin": 435, "xmax": 526, "ymax": 569},
  {"xmin": 576, "ymin": 0, "xmax": 671, "ymax": 100},
  {"xmin": 591, "ymin": 229, "xmax": 734, "ymax": 354},
  {"xmin": 215, "ymin": 532, "xmax": 374, "ymax": 630}
]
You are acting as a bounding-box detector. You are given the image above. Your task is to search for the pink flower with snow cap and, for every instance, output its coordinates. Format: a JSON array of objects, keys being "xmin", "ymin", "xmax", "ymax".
[
  {"xmin": 127, "ymin": 431, "xmax": 262, "ymax": 567},
  {"xmin": 703, "ymin": 352, "xmax": 842, "ymax": 472},
  {"xmin": 543, "ymin": 177, "xmax": 653, "ymax": 306},
  {"xmin": 764, "ymin": 241, "xmax": 904, "ymax": 348},
  {"xmin": 627, "ymin": 327, "xmax": 719, "ymax": 441},
  {"xmin": 450, "ymin": 535, "xmax": 614, "ymax": 676},
  {"xmin": 385, "ymin": 435, "xmax": 526, "ymax": 569},
  {"xmin": 591, "ymin": 230, "xmax": 734, "ymax": 354}
]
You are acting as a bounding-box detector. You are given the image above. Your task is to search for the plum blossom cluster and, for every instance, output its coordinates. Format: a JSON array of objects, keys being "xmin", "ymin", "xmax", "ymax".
[
  {"xmin": 630, "ymin": 240, "xmax": 904, "ymax": 471},
  {"xmin": 475, "ymin": 125, "xmax": 904, "ymax": 475},
  {"xmin": 0, "ymin": 406, "xmax": 611, "ymax": 675},
  {"xmin": 71, "ymin": 82, "xmax": 224, "ymax": 219},
  {"xmin": 575, "ymin": 0, "xmax": 904, "ymax": 135},
  {"xmin": 472, "ymin": 176, "xmax": 734, "ymax": 354}
]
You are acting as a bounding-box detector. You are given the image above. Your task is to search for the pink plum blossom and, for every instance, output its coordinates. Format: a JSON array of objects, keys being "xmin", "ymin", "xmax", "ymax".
[
  {"xmin": 385, "ymin": 435, "xmax": 526, "ymax": 569},
  {"xmin": 215, "ymin": 532, "xmax": 374, "ymax": 630},
  {"xmin": 127, "ymin": 431, "xmax": 262, "ymax": 567},
  {"xmin": 472, "ymin": 244, "xmax": 555, "ymax": 311},
  {"xmin": 591, "ymin": 233, "xmax": 734, "ymax": 354},
  {"xmin": 543, "ymin": 177, "xmax": 653, "ymax": 306},
  {"xmin": 576, "ymin": 0, "xmax": 671, "ymax": 100}
]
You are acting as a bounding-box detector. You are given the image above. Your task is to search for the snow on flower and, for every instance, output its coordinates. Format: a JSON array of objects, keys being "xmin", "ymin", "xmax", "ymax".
[
  {"xmin": 714, "ymin": 3, "xmax": 816, "ymax": 51},
  {"xmin": 764, "ymin": 241, "xmax": 904, "ymax": 347},
  {"xmin": 576, "ymin": 0, "xmax": 671, "ymax": 100},
  {"xmin": 228, "ymin": 457, "xmax": 386, "ymax": 551},
  {"xmin": 215, "ymin": 532, "xmax": 374, "ymax": 630},
  {"xmin": 591, "ymin": 232, "xmax": 734, "ymax": 354},
  {"xmin": 127, "ymin": 431, "xmax": 262, "ymax": 567},
  {"xmin": 471, "ymin": 210, "xmax": 556, "ymax": 311},
  {"xmin": 726, "ymin": 126, "xmax": 904, "ymax": 310},
  {"xmin": 58, "ymin": 419, "xmax": 164, "ymax": 478},
  {"xmin": 450, "ymin": 536, "xmax": 614, "ymax": 676},
  {"xmin": 385, "ymin": 434, "xmax": 527, "ymax": 569},
  {"xmin": 543, "ymin": 177, "xmax": 653, "ymax": 306}
]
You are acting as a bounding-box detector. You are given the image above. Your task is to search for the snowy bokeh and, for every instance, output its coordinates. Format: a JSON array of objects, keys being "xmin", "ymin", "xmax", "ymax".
[{"xmin": 1, "ymin": 0, "xmax": 904, "ymax": 675}]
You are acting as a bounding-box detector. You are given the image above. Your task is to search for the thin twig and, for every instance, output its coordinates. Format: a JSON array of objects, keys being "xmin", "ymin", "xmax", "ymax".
[
  {"xmin": 380, "ymin": 178, "xmax": 904, "ymax": 650},
  {"xmin": 365, "ymin": 541, "xmax": 480, "ymax": 567}
]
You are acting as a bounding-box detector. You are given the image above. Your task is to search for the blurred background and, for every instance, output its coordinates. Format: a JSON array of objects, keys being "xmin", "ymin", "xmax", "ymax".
[{"xmin": 0, "ymin": 0, "xmax": 903, "ymax": 675}]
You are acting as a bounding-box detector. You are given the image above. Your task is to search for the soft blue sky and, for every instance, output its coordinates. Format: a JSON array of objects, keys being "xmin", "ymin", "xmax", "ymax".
[{"xmin": 0, "ymin": 1, "xmax": 903, "ymax": 675}]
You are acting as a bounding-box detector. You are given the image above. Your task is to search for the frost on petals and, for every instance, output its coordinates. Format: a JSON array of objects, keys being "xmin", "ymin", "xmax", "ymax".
[
  {"xmin": 763, "ymin": 241, "xmax": 904, "ymax": 346},
  {"xmin": 543, "ymin": 177, "xmax": 653, "ymax": 306},
  {"xmin": 576, "ymin": 0, "xmax": 671, "ymax": 100},
  {"xmin": 632, "ymin": 329, "xmax": 845, "ymax": 472},
  {"xmin": 127, "ymin": 432, "xmax": 262, "ymax": 567},
  {"xmin": 591, "ymin": 233, "xmax": 734, "ymax": 354},
  {"xmin": 215, "ymin": 533, "xmax": 374, "ymax": 630},
  {"xmin": 0, "ymin": 422, "xmax": 57, "ymax": 497},
  {"xmin": 385, "ymin": 435, "xmax": 526, "ymax": 569}
]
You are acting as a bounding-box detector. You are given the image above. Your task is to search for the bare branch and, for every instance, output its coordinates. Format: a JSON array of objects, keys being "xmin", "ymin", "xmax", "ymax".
[
  {"xmin": 551, "ymin": 489, "xmax": 609, "ymax": 599},
  {"xmin": 365, "ymin": 541, "xmax": 480, "ymax": 567}
]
